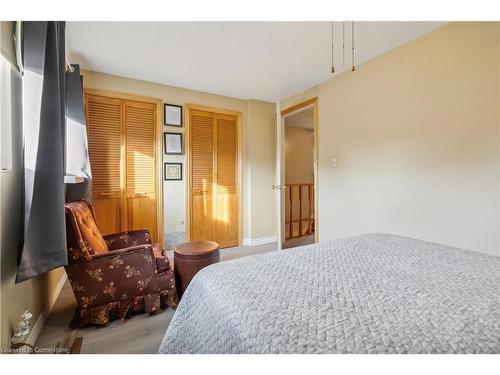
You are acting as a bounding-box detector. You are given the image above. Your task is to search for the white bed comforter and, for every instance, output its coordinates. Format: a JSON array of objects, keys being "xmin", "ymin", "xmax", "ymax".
[{"xmin": 159, "ymin": 234, "xmax": 500, "ymax": 353}]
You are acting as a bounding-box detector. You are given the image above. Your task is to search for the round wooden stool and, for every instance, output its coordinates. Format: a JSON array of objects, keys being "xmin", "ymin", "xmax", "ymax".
[{"xmin": 174, "ymin": 241, "xmax": 220, "ymax": 298}]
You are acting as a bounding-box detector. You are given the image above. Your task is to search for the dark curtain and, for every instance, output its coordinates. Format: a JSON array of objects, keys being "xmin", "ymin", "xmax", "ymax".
[
  {"xmin": 16, "ymin": 22, "xmax": 67, "ymax": 282},
  {"xmin": 65, "ymin": 64, "xmax": 92, "ymax": 202}
]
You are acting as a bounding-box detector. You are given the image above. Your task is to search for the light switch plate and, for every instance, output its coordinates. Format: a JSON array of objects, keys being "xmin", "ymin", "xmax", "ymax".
[{"xmin": 332, "ymin": 159, "xmax": 337, "ymax": 168}]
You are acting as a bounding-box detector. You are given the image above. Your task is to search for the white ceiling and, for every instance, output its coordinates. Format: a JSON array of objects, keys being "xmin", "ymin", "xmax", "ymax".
[
  {"xmin": 285, "ymin": 106, "xmax": 314, "ymax": 129},
  {"xmin": 66, "ymin": 21, "xmax": 446, "ymax": 102}
]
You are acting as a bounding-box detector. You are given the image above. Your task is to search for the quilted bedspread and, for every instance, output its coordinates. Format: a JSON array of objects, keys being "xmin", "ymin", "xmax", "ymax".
[{"xmin": 159, "ymin": 234, "xmax": 500, "ymax": 353}]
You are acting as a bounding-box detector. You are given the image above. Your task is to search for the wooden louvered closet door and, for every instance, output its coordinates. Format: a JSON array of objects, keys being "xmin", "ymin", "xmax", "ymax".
[
  {"xmin": 124, "ymin": 100, "xmax": 158, "ymax": 241},
  {"xmin": 189, "ymin": 108, "xmax": 238, "ymax": 248},
  {"xmin": 86, "ymin": 94, "xmax": 123, "ymax": 235},
  {"xmin": 215, "ymin": 114, "xmax": 238, "ymax": 247},
  {"xmin": 85, "ymin": 91, "xmax": 160, "ymax": 242},
  {"xmin": 190, "ymin": 110, "xmax": 215, "ymax": 242}
]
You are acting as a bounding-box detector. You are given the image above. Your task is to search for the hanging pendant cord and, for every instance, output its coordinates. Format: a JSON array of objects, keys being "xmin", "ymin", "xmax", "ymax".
[
  {"xmin": 351, "ymin": 21, "xmax": 356, "ymax": 72},
  {"xmin": 331, "ymin": 21, "xmax": 335, "ymax": 74},
  {"xmin": 342, "ymin": 22, "xmax": 345, "ymax": 70}
]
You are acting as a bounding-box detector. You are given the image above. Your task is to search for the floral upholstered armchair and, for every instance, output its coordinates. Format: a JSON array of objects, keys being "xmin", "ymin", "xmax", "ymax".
[{"xmin": 64, "ymin": 200, "xmax": 178, "ymax": 327}]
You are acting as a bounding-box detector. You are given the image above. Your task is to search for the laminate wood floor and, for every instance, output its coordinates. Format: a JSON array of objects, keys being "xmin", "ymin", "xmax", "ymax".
[
  {"xmin": 283, "ymin": 234, "xmax": 315, "ymax": 249},
  {"xmin": 35, "ymin": 242, "xmax": 278, "ymax": 354}
]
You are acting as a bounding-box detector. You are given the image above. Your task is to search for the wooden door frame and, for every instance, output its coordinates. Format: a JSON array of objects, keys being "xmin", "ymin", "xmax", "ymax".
[
  {"xmin": 280, "ymin": 97, "xmax": 319, "ymax": 244},
  {"xmin": 185, "ymin": 103, "xmax": 243, "ymax": 247},
  {"xmin": 83, "ymin": 88, "xmax": 164, "ymax": 245}
]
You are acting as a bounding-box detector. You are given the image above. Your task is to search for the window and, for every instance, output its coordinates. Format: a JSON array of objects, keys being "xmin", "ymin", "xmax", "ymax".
[{"xmin": 0, "ymin": 53, "xmax": 13, "ymax": 172}]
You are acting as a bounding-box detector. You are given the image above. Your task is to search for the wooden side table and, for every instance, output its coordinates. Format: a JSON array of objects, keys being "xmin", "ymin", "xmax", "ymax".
[{"xmin": 174, "ymin": 241, "xmax": 220, "ymax": 298}]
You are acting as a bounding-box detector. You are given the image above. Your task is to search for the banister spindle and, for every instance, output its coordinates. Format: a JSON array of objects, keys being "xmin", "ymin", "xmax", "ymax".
[
  {"xmin": 308, "ymin": 185, "xmax": 312, "ymax": 235},
  {"xmin": 289, "ymin": 185, "xmax": 293, "ymax": 238},
  {"xmin": 299, "ymin": 186, "xmax": 303, "ymax": 237},
  {"xmin": 284, "ymin": 183, "xmax": 315, "ymax": 242}
]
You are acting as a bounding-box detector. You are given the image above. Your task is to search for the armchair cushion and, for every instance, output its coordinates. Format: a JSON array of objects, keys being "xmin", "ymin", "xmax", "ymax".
[
  {"xmin": 152, "ymin": 243, "xmax": 164, "ymax": 257},
  {"xmin": 151, "ymin": 243, "xmax": 169, "ymax": 272},
  {"xmin": 65, "ymin": 200, "xmax": 108, "ymax": 257},
  {"xmin": 155, "ymin": 256, "xmax": 169, "ymax": 273}
]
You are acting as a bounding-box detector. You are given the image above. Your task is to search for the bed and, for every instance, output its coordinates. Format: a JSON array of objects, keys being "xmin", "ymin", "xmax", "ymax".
[{"xmin": 159, "ymin": 233, "xmax": 500, "ymax": 354}]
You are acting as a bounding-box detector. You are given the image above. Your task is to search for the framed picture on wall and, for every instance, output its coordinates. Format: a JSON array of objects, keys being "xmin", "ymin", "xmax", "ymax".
[
  {"xmin": 164, "ymin": 132, "xmax": 183, "ymax": 155},
  {"xmin": 164, "ymin": 103, "xmax": 183, "ymax": 127},
  {"xmin": 164, "ymin": 163, "xmax": 183, "ymax": 181}
]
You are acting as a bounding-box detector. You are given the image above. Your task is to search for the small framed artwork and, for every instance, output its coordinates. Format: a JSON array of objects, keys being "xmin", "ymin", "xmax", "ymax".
[
  {"xmin": 164, "ymin": 163, "xmax": 183, "ymax": 181},
  {"xmin": 164, "ymin": 132, "xmax": 183, "ymax": 155},
  {"xmin": 164, "ymin": 103, "xmax": 183, "ymax": 127}
]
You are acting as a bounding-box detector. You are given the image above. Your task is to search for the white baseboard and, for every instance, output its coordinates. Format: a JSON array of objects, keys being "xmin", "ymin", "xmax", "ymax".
[
  {"xmin": 243, "ymin": 236, "xmax": 277, "ymax": 247},
  {"xmin": 25, "ymin": 272, "xmax": 67, "ymax": 347}
]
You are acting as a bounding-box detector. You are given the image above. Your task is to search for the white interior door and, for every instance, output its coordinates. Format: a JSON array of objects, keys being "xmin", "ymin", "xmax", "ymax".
[{"xmin": 275, "ymin": 102, "xmax": 285, "ymax": 250}]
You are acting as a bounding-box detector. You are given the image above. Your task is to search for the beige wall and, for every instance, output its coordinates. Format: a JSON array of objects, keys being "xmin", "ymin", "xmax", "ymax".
[
  {"xmin": 164, "ymin": 126, "xmax": 185, "ymax": 235},
  {"xmin": 285, "ymin": 127, "xmax": 314, "ymax": 185},
  {"xmin": 246, "ymin": 100, "xmax": 276, "ymax": 240},
  {"xmin": 0, "ymin": 21, "xmax": 65, "ymax": 349},
  {"xmin": 281, "ymin": 22, "xmax": 500, "ymax": 256},
  {"xmin": 81, "ymin": 70, "xmax": 276, "ymax": 242},
  {"xmin": 498, "ymin": 24, "xmax": 500, "ymax": 250},
  {"xmin": 0, "ymin": 22, "xmax": 15, "ymax": 64}
]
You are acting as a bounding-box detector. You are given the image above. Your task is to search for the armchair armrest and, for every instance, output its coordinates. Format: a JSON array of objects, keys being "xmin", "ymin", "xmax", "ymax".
[
  {"xmin": 91, "ymin": 244, "xmax": 157, "ymax": 274},
  {"xmin": 103, "ymin": 229, "xmax": 152, "ymax": 250}
]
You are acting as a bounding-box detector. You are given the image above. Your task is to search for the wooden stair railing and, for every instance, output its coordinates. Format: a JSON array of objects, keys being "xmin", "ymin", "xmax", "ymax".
[{"xmin": 284, "ymin": 183, "xmax": 314, "ymax": 240}]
